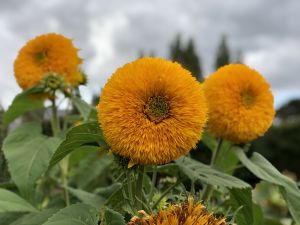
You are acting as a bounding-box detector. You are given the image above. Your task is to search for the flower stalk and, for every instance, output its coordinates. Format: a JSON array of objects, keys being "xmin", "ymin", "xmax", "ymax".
[
  {"xmin": 202, "ymin": 138, "xmax": 223, "ymax": 202},
  {"xmin": 50, "ymin": 94, "xmax": 70, "ymax": 206}
]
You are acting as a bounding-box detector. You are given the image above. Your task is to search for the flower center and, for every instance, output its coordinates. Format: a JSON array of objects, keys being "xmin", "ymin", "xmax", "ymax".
[
  {"xmin": 144, "ymin": 96, "xmax": 169, "ymax": 123},
  {"xmin": 36, "ymin": 50, "xmax": 48, "ymax": 64},
  {"xmin": 241, "ymin": 91, "xmax": 255, "ymax": 108}
]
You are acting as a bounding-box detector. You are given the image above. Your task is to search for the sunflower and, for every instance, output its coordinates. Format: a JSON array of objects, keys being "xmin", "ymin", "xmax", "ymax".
[
  {"xmin": 14, "ymin": 33, "xmax": 83, "ymax": 90},
  {"xmin": 98, "ymin": 57, "xmax": 207, "ymax": 165},
  {"xmin": 128, "ymin": 198, "xmax": 226, "ymax": 225},
  {"xmin": 204, "ymin": 64, "xmax": 275, "ymax": 144}
]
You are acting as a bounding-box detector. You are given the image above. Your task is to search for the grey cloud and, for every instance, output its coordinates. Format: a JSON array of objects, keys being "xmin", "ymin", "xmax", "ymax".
[{"xmin": 0, "ymin": 0, "xmax": 299, "ymax": 108}]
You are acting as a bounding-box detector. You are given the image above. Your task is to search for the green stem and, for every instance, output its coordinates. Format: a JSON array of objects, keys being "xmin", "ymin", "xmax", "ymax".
[
  {"xmin": 60, "ymin": 157, "xmax": 70, "ymax": 206},
  {"xmin": 152, "ymin": 180, "xmax": 180, "ymax": 210},
  {"xmin": 126, "ymin": 170, "xmax": 134, "ymax": 206},
  {"xmin": 50, "ymin": 94, "xmax": 70, "ymax": 206},
  {"xmin": 50, "ymin": 96, "xmax": 60, "ymax": 137},
  {"xmin": 135, "ymin": 165, "xmax": 145, "ymax": 210},
  {"xmin": 149, "ymin": 165, "xmax": 157, "ymax": 203},
  {"xmin": 202, "ymin": 139, "xmax": 223, "ymax": 202}
]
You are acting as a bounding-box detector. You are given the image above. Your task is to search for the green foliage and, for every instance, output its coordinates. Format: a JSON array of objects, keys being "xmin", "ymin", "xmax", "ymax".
[
  {"xmin": 49, "ymin": 121, "xmax": 107, "ymax": 167},
  {"xmin": 42, "ymin": 203, "xmax": 99, "ymax": 225},
  {"xmin": 75, "ymin": 153, "xmax": 113, "ymax": 189},
  {"xmin": 3, "ymin": 87, "xmax": 44, "ymax": 126},
  {"xmin": 103, "ymin": 208, "xmax": 126, "ymax": 225},
  {"xmin": 252, "ymin": 121, "xmax": 300, "ymax": 176},
  {"xmin": 0, "ymin": 189, "xmax": 37, "ymax": 213},
  {"xmin": 71, "ymin": 96, "xmax": 97, "ymax": 121},
  {"xmin": 0, "ymin": 212, "xmax": 26, "ymax": 225},
  {"xmin": 67, "ymin": 187, "xmax": 106, "ymax": 208},
  {"xmin": 176, "ymin": 156, "xmax": 250, "ymax": 188},
  {"xmin": 252, "ymin": 203, "xmax": 264, "ymax": 225},
  {"xmin": 10, "ymin": 208, "xmax": 59, "ymax": 225},
  {"xmin": 2, "ymin": 122, "xmax": 61, "ymax": 199},
  {"xmin": 229, "ymin": 188, "xmax": 253, "ymax": 225},
  {"xmin": 235, "ymin": 148, "xmax": 300, "ymax": 224}
]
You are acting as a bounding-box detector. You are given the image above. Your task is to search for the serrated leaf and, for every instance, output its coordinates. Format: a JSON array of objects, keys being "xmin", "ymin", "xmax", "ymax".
[
  {"xmin": 3, "ymin": 86, "xmax": 44, "ymax": 126},
  {"xmin": 3, "ymin": 122, "xmax": 61, "ymax": 198},
  {"xmin": 235, "ymin": 148, "xmax": 300, "ymax": 224},
  {"xmin": 49, "ymin": 122, "xmax": 107, "ymax": 167},
  {"xmin": 67, "ymin": 187, "xmax": 106, "ymax": 209},
  {"xmin": 42, "ymin": 203, "xmax": 99, "ymax": 225},
  {"xmin": 230, "ymin": 188, "xmax": 253, "ymax": 225},
  {"xmin": 0, "ymin": 189, "xmax": 37, "ymax": 213},
  {"xmin": 71, "ymin": 96, "xmax": 97, "ymax": 121},
  {"xmin": 10, "ymin": 208, "xmax": 59, "ymax": 225},
  {"xmin": 104, "ymin": 208, "xmax": 125, "ymax": 225},
  {"xmin": 176, "ymin": 157, "xmax": 250, "ymax": 188}
]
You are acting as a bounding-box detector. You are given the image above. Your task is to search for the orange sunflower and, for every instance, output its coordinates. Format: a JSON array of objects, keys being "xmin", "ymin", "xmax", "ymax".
[
  {"xmin": 204, "ymin": 64, "xmax": 275, "ymax": 143},
  {"xmin": 128, "ymin": 198, "xmax": 226, "ymax": 225},
  {"xmin": 14, "ymin": 33, "xmax": 83, "ymax": 90},
  {"xmin": 98, "ymin": 57, "xmax": 207, "ymax": 165}
]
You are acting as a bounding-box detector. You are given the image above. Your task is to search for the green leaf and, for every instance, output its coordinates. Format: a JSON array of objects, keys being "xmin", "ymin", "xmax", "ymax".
[
  {"xmin": 103, "ymin": 208, "xmax": 125, "ymax": 225},
  {"xmin": 0, "ymin": 189, "xmax": 37, "ymax": 213},
  {"xmin": 280, "ymin": 187, "xmax": 300, "ymax": 225},
  {"xmin": 67, "ymin": 187, "xmax": 106, "ymax": 209},
  {"xmin": 10, "ymin": 208, "xmax": 59, "ymax": 225},
  {"xmin": 214, "ymin": 140, "xmax": 239, "ymax": 173},
  {"xmin": 3, "ymin": 86, "xmax": 44, "ymax": 126},
  {"xmin": 2, "ymin": 122, "xmax": 61, "ymax": 198},
  {"xmin": 49, "ymin": 122, "xmax": 107, "ymax": 167},
  {"xmin": 201, "ymin": 131, "xmax": 217, "ymax": 151},
  {"xmin": 76, "ymin": 153, "xmax": 113, "ymax": 189},
  {"xmin": 42, "ymin": 203, "xmax": 99, "ymax": 225},
  {"xmin": 95, "ymin": 183, "xmax": 123, "ymax": 199},
  {"xmin": 176, "ymin": 157, "xmax": 250, "ymax": 188},
  {"xmin": 0, "ymin": 212, "xmax": 25, "ymax": 225},
  {"xmin": 69, "ymin": 145, "xmax": 100, "ymax": 166},
  {"xmin": 235, "ymin": 148, "xmax": 300, "ymax": 224},
  {"xmin": 263, "ymin": 218, "xmax": 283, "ymax": 225},
  {"xmin": 252, "ymin": 203, "xmax": 264, "ymax": 225},
  {"xmin": 230, "ymin": 188, "xmax": 253, "ymax": 225},
  {"xmin": 71, "ymin": 96, "xmax": 97, "ymax": 121}
]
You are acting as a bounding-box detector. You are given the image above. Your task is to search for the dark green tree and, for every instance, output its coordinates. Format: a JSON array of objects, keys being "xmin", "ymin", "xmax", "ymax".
[
  {"xmin": 183, "ymin": 39, "xmax": 202, "ymax": 81},
  {"xmin": 215, "ymin": 35, "xmax": 230, "ymax": 69},
  {"xmin": 169, "ymin": 35, "xmax": 203, "ymax": 81},
  {"xmin": 170, "ymin": 34, "xmax": 183, "ymax": 63}
]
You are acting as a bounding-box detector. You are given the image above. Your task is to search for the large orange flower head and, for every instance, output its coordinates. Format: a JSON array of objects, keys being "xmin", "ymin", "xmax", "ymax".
[
  {"xmin": 204, "ymin": 64, "xmax": 275, "ymax": 144},
  {"xmin": 128, "ymin": 198, "xmax": 226, "ymax": 225},
  {"xmin": 14, "ymin": 33, "xmax": 83, "ymax": 90},
  {"xmin": 98, "ymin": 57, "xmax": 207, "ymax": 165}
]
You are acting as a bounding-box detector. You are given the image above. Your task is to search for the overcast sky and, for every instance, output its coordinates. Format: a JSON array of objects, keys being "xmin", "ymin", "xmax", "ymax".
[{"xmin": 0, "ymin": 0, "xmax": 299, "ymax": 109}]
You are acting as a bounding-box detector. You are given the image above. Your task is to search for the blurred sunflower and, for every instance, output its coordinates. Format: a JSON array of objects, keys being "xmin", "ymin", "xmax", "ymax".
[
  {"xmin": 14, "ymin": 33, "xmax": 83, "ymax": 90},
  {"xmin": 98, "ymin": 57, "xmax": 207, "ymax": 165},
  {"xmin": 128, "ymin": 198, "xmax": 226, "ymax": 225},
  {"xmin": 204, "ymin": 64, "xmax": 275, "ymax": 143}
]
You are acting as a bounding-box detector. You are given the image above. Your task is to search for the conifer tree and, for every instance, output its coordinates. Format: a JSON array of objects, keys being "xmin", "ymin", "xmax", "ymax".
[
  {"xmin": 169, "ymin": 35, "xmax": 203, "ymax": 81},
  {"xmin": 215, "ymin": 35, "xmax": 230, "ymax": 69}
]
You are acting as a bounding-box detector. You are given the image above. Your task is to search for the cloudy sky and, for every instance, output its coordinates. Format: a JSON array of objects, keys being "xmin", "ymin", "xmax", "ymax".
[{"xmin": 0, "ymin": 0, "xmax": 299, "ymax": 108}]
